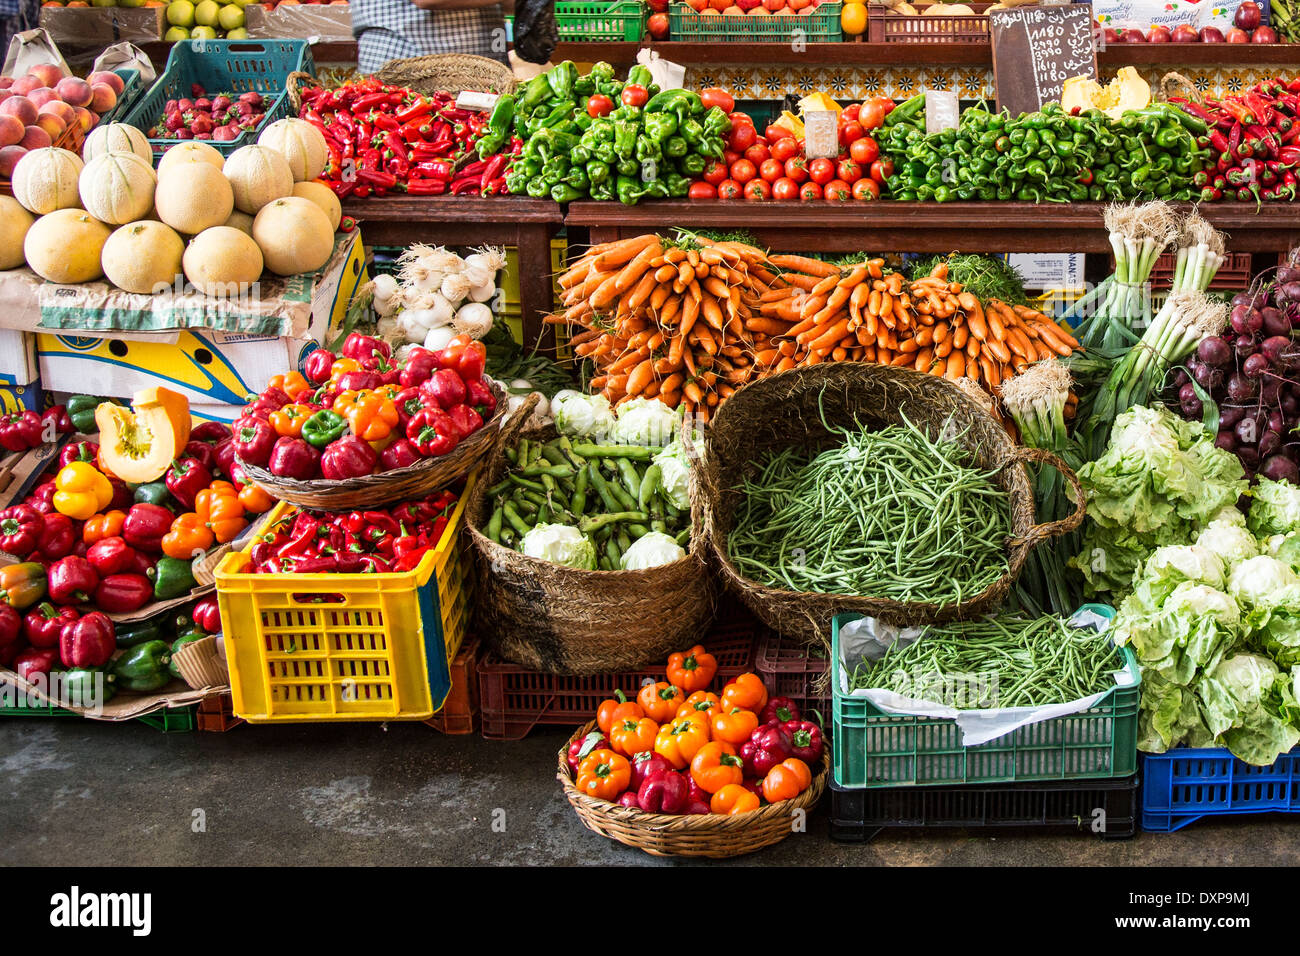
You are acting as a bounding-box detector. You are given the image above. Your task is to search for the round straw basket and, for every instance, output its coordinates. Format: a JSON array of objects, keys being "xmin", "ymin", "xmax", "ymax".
[
  {"xmin": 698, "ymin": 363, "xmax": 1083, "ymax": 643},
  {"xmin": 558, "ymin": 721, "xmax": 829, "ymax": 858},
  {"xmin": 376, "ymin": 54, "xmax": 517, "ymax": 97}
]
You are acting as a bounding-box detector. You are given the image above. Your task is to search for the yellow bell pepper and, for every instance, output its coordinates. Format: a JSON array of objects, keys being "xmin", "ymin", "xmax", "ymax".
[{"xmin": 53, "ymin": 461, "xmax": 114, "ymax": 521}]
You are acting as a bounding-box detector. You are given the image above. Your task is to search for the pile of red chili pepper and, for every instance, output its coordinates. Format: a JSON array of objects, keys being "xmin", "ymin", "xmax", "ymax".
[
  {"xmin": 243, "ymin": 491, "xmax": 458, "ymax": 575},
  {"xmin": 1173, "ymin": 76, "xmax": 1300, "ymax": 202},
  {"xmin": 298, "ymin": 77, "xmax": 522, "ymax": 198}
]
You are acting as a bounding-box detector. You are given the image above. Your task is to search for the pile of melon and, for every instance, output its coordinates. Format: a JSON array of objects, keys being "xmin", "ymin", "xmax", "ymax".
[{"xmin": 0, "ymin": 118, "xmax": 342, "ymax": 296}]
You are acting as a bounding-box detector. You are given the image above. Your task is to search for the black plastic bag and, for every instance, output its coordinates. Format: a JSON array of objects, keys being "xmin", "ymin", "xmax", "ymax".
[{"xmin": 513, "ymin": 0, "xmax": 557, "ymax": 64}]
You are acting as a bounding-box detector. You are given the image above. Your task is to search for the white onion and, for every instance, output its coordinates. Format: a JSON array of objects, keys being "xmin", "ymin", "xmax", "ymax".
[
  {"xmin": 423, "ymin": 325, "xmax": 458, "ymax": 352},
  {"xmin": 468, "ymin": 279, "xmax": 497, "ymax": 303},
  {"xmin": 372, "ymin": 273, "xmax": 399, "ymax": 300},
  {"xmin": 453, "ymin": 301, "xmax": 494, "ymax": 339},
  {"xmin": 463, "ymin": 261, "xmax": 494, "ymax": 289},
  {"xmin": 440, "ymin": 271, "xmax": 472, "ymax": 304}
]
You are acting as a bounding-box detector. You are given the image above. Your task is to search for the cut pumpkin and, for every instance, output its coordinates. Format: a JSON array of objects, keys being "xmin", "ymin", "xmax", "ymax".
[
  {"xmin": 95, "ymin": 386, "xmax": 192, "ymax": 483},
  {"xmin": 1060, "ymin": 67, "xmax": 1150, "ymax": 121}
]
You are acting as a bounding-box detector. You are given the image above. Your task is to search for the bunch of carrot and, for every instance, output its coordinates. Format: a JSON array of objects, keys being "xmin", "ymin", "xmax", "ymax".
[{"xmin": 550, "ymin": 234, "xmax": 1082, "ymax": 420}]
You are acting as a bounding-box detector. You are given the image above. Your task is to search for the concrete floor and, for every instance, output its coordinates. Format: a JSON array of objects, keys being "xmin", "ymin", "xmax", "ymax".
[{"xmin": 2, "ymin": 718, "xmax": 1297, "ymax": 866}]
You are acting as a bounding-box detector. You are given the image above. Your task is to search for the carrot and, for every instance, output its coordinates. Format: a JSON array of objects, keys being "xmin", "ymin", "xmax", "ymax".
[
  {"xmin": 659, "ymin": 295, "xmax": 682, "ymax": 325},
  {"xmin": 837, "ymin": 264, "xmax": 868, "ymax": 288},
  {"xmin": 746, "ymin": 317, "xmax": 795, "ymax": 337},
  {"xmin": 700, "ymin": 294, "xmax": 726, "ymax": 332},
  {"xmin": 589, "ymin": 273, "xmax": 625, "ymax": 310},
  {"xmin": 945, "ymin": 351, "xmax": 965, "ymax": 381},
  {"xmin": 984, "ymin": 337, "xmax": 1012, "ymax": 364},
  {"xmin": 679, "ymin": 295, "xmax": 701, "ymax": 337},
  {"xmin": 625, "ymin": 359, "xmax": 655, "ymax": 397},
  {"xmin": 769, "ymin": 254, "xmax": 839, "ymax": 277},
  {"xmin": 608, "ymin": 347, "xmax": 651, "ymax": 374},
  {"xmin": 664, "ymin": 247, "xmax": 688, "ymax": 264},
  {"xmin": 591, "ymin": 235, "xmax": 660, "ymax": 273},
  {"xmin": 808, "ymin": 318, "xmax": 851, "ymax": 352}
]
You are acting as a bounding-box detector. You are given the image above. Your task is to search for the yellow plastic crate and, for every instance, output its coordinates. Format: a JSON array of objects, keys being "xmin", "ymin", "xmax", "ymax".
[{"xmin": 213, "ymin": 478, "xmax": 474, "ymax": 723}]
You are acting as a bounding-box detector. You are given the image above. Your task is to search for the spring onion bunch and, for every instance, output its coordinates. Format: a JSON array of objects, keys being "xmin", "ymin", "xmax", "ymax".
[{"xmin": 1168, "ymin": 213, "xmax": 1228, "ymax": 296}]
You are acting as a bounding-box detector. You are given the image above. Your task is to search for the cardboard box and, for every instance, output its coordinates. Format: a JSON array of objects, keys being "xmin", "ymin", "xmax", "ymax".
[
  {"xmin": 33, "ymin": 232, "xmax": 367, "ymax": 406},
  {"xmin": 0, "ymin": 382, "xmax": 44, "ymax": 415},
  {"xmin": 36, "ymin": 7, "xmax": 163, "ymax": 44},
  {"xmin": 1008, "ymin": 253, "xmax": 1084, "ymax": 291},
  {"xmin": 249, "ymin": 3, "xmax": 353, "ymax": 38},
  {"xmin": 0, "ymin": 330, "xmax": 38, "ymax": 385}
]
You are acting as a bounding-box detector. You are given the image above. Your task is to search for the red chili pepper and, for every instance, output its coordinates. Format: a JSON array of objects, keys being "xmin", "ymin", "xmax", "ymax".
[
  {"xmin": 1220, "ymin": 99, "xmax": 1256, "ymax": 126},
  {"xmin": 480, "ymin": 153, "xmax": 508, "ymax": 194},
  {"xmin": 357, "ymin": 169, "xmax": 398, "ymax": 189},
  {"xmin": 352, "ymin": 92, "xmax": 389, "ymax": 113},
  {"xmin": 373, "ymin": 113, "xmax": 400, "ymax": 133},
  {"xmin": 395, "ymin": 98, "xmax": 433, "ymax": 124}
]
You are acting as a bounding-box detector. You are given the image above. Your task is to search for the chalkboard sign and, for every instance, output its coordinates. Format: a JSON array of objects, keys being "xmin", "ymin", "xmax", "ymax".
[{"xmin": 990, "ymin": 5, "xmax": 1098, "ymax": 118}]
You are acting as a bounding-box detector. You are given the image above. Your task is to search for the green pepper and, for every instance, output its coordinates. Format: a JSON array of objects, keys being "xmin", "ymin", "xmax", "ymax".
[
  {"xmin": 66, "ymin": 394, "xmax": 114, "ymax": 434},
  {"xmin": 301, "ymin": 409, "xmax": 348, "ymax": 449},
  {"xmin": 614, "ymin": 116, "xmax": 639, "ymax": 158},
  {"xmin": 150, "ymin": 555, "xmax": 196, "ymax": 601},
  {"xmin": 679, "ymin": 153, "xmax": 706, "ymax": 176},
  {"xmin": 591, "ymin": 118, "xmax": 615, "ymax": 143},
  {"xmin": 133, "ymin": 481, "xmax": 176, "ymax": 510},
  {"xmin": 645, "ymin": 89, "xmax": 701, "ymax": 121},
  {"xmin": 504, "ymin": 169, "xmax": 528, "ymax": 194},
  {"xmin": 541, "ymin": 156, "xmax": 569, "ymax": 186},
  {"xmin": 574, "ymin": 76, "xmax": 595, "ymax": 98},
  {"xmin": 569, "ymin": 144, "xmax": 592, "ymax": 166},
  {"xmin": 573, "ymin": 111, "xmax": 594, "ymax": 132},
  {"xmin": 883, "ymin": 92, "xmax": 925, "ymax": 127},
  {"xmin": 475, "ymin": 92, "xmax": 516, "ymax": 159},
  {"xmin": 62, "ymin": 667, "xmax": 115, "ymax": 705},
  {"xmin": 644, "ymin": 111, "xmax": 678, "ymax": 143},
  {"xmin": 702, "ymin": 106, "xmax": 730, "ymax": 138},
  {"xmin": 586, "ymin": 160, "xmax": 611, "ymax": 185},
  {"xmin": 115, "ymin": 619, "xmax": 164, "ymax": 648},
  {"xmin": 517, "ymin": 74, "xmax": 553, "ymax": 113},
  {"xmin": 526, "ymin": 175, "xmax": 548, "ymax": 198},
  {"xmin": 590, "ymin": 180, "xmax": 615, "ymax": 201},
  {"xmin": 616, "ymin": 174, "xmax": 648, "ymax": 205},
  {"xmin": 546, "ymin": 61, "xmax": 577, "ymax": 101},
  {"xmin": 626, "ymin": 64, "xmax": 654, "ymax": 89},
  {"xmin": 665, "ymin": 173, "xmax": 691, "ymax": 198},
  {"xmin": 635, "ymin": 137, "xmax": 661, "ymax": 164},
  {"xmin": 1068, "ymin": 181, "xmax": 1089, "ymax": 201},
  {"xmin": 110, "ymin": 640, "xmax": 173, "ymax": 693},
  {"xmin": 933, "ymin": 185, "xmax": 954, "ymax": 202},
  {"xmin": 616, "ymin": 157, "xmax": 638, "ymax": 177}
]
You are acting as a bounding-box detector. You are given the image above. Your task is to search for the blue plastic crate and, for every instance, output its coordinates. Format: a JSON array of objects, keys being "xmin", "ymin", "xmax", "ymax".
[
  {"xmin": 122, "ymin": 40, "xmax": 313, "ymax": 159},
  {"xmin": 1141, "ymin": 746, "xmax": 1300, "ymax": 832}
]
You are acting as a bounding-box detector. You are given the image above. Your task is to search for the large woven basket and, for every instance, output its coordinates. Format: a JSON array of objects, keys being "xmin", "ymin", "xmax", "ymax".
[
  {"xmin": 239, "ymin": 379, "xmax": 510, "ymax": 510},
  {"xmin": 698, "ymin": 363, "xmax": 1083, "ymax": 643},
  {"xmin": 376, "ymin": 54, "xmax": 517, "ymax": 97},
  {"xmin": 558, "ymin": 721, "xmax": 829, "ymax": 858},
  {"xmin": 465, "ymin": 422, "xmax": 713, "ymax": 675}
]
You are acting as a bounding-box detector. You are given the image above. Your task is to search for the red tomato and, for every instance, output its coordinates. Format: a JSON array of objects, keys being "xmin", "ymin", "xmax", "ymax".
[
  {"xmin": 689, "ymin": 181, "xmax": 718, "ymax": 200},
  {"xmin": 880, "ymin": 98, "xmax": 896, "ymax": 116},
  {"xmin": 647, "ymin": 11, "xmax": 669, "ymax": 37},
  {"xmin": 824, "ymin": 179, "xmax": 852, "ymax": 202},
  {"xmin": 784, "ymin": 156, "xmax": 809, "ymax": 183},
  {"xmin": 857, "ymin": 100, "xmax": 887, "ymax": 131},
  {"xmin": 759, "ymin": 158, "xmax": 784, "ymax": 182},
  {"xmin": 807, "ymin": 157, "xmax": 835, "ymax": 185},
  {"xmin": 727, "ymin": 111, "xmax": 753, "ymax": 129},
  {"xmin": 869, "ymin": 157, "xmax": 894, "ymax": 183},
  {"xmin": 728, "ymin": 123, "xmax": 757, "ymax": 153},
  {"xmin": 836, "ymin": 158, "xmax": 862, "ymax": 183},
  {"xmin": 621, "ymin": 84, "xmax": 649, "ymax": 108},
  {"xmin": 764, "ymin": 123, "xmax": 793, "ymax": 144},
  {"xmin": 586, "ymin": 94, "xmax": 614, "ymax": 118},
  {"xmin": 729, "ymin": 158, "xmax": 757, "ymax": 184},
  {"xmin": 772, "ymin": 176, "xmax": 800, "ymax": 201},
  {"xmin": 700, "ymin": 87, "xmax": 735, "ymax": 114},
  {"xmin": 744, "ymin": 143, "xmax": 771, "ymax": 165},
  {"xmin": 852, "ymin": 178, "xmax": 880, "ymax": 201},
  {"xmin": 723, "ymin": 150, "xmax": 742, "ymax": 167},
  {"xmin": 838, "ymin": 121, "xmax": 865, "ymax": 147},
  {"xmin": 702, "ymin": 160, "xmax": 728, "ymax": 186},
  {"xmin": 770, "ymin": 137, "xmax": 801, "ymax": 162},
  {"xmin": 849, "ymin": 136, "xmax": 879, "ymax": 165},
  {"xmin": 717, "ymin": 179, "xmax": 744, "ymax": 201},
  {"xmin": 744, "ymin": 178, "xmax": 772, "ymax": 201},
  {"xmin": 841, "ymin": 103, "xmax": 861, "ymax": 123},
  {"xmin": 799, "ymin": 181, "xmax": 823, "ymax": 202}
]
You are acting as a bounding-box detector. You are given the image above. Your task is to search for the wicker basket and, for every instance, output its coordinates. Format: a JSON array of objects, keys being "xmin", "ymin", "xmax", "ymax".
[
  {"xmin": 698, "ymin": 363, "xmax": 1083, "ymax": 643},
  {"xmin": 465, "ymin": 420, "xmax": 713, "ymax": 676},
  {"xmin": 558, "ymin": 721, "xmax": 829, "ymax": 858},
  {"xmin": 376, "ymin": 54, "xmax": 517, "ymax": 97},
  {"xmin": 239, "ymin": 379, "xmax": 512, "ymax": 510}
]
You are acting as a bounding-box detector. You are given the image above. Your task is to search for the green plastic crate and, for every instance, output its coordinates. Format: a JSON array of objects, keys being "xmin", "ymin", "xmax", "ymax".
[
  {"xmin": 0, "ymin": 692, "xmax": 197, "ymax": 734},
  {"xmin": 668, "ymin": 1, "xmax": 842, "ymax": 41},
  {"xmin": 554, "ymin": 0, "xmax": 644, "ymax": 40},
  {"xmin": 831, "ymin": 605, "xmax": 1139, "ymax": 788}
]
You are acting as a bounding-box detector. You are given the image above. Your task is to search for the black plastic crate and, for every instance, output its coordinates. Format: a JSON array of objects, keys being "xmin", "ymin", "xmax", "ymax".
[{"xmin": 829, "ymin": 775, "xmax": 1138, "ymax": 842}]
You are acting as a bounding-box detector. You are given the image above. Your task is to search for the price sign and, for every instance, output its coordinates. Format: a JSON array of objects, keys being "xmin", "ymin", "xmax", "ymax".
[{"xmin": 990, "ymin": 5, "xmax": 1097, "ymax": 117}]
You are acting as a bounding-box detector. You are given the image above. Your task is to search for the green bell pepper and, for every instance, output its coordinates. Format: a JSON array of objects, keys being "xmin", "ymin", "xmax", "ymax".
[
  {"xmin": 570, "ymin": 144, "xmax": 592, "ymax": 166},
  {"xmin": 665, "ymin": 173, "xmax": 691, "ymax": 198},
  {"xmin": 644, "ymin": 111, "xmax": 678, "ymax": 144},
  {"xmin": 616, "ymin": 174, "xmax": 648, "ymax": 205},
  {"xmin": 635, "ymin": 137, "xmax": 661, "ymax": 164},
  {"xmin": 526, "ymin": 176, "xmax": 549, "ymax": 198},
  {"xmin": 62, "ymin": 667, "xmax": 115, "ymax": 706},
  {"xmin": 551, "ymin": 183, "xmax": 584, "ymax": 202},
  {"xmin": 701, "ymin": 106, "xmax": 730, "ymax": 138},
  {"xmin": 150, "ymin": 555, "xmax": 196, "ymax": 601},
  {"xmin": 134, "ymin": 481, "xmax": 176, "ymax": 510},
  {"xmin": 517, "ymin": 74, "xmax": 553, "ymax": 114},
  {"xmin": 663, "ymin": 135, "xmax": 688, "ymax": 159},
  {"xmin": 626, "ymin": 64, "xmax": 655, "ymax": 89},
  {"xmin": 301, "ymin": 409, "xmax": 348, "ymax": 449},
  {"xmin": 110, "ymin": 640, "xmax": 173, "ymax": 693},
  {"xmin": 590, "ymin": 180, "xmax": 615, "ymax": 201},
  {"xmin": 475, "ymin": 92, "xmax": 516, "ymax": 159},
  {"xmin": 66, "ymin": 395, "xmax": 113, "ymax": 434},
  {"xmin": 587, "ymin": 160, "xmax": 611, "ymax": 185},
  {"xmin": 616, "ymin": 157, "xmax": 639, "ymax": 177},
  {"xmin": 115, "ymin": 619, "xmax": 164, "ymax": 648}
]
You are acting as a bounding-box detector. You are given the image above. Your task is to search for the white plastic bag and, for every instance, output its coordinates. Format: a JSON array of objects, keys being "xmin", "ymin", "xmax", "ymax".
[
  {"xmin": 92, "ymin": 42, "xmax": 157, "ymax": 85},
  {"xmin": 2, "ymin": 28, "xmax": 69, "ymax": 79}
]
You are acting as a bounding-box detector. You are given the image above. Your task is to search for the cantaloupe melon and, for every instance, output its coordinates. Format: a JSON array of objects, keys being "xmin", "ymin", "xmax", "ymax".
[
  {"xmin": 157, "ymin": 140, "xmax": 225, "ymax": 175},
  {"xmin": 291, "ymin": 180, "xmax": 341, "ymax": 231},
  {"xmin": 79, "ymin": 151, "xmax": 157, "ymax": 225},
  {"xmin": 102, "ymin": 220, "xmax": 185, "ymax": 294},
  {"xmin": 258, "ymin": 118, "xmax": 328, "ymax": 182},
  {"xmin": 223, "ymin": 144, "xmax": 293, "ymax": 215},
  {"xmin": 83, "ymin": 123, "xmax": 152, "ymax": 163},
  {"xmin": 0, "ymin": 196, "xmax": 36, "ymax": 269},
  {"xmin": 24, "ymin": 209, "xmax": 111, "ymax": 283},
  {"xmin": 183, "ymin": 225, "xmax": 264, "ymax": 297},
  {"xmin": 11, "ymin": 147, "xmax": 84, "ymax": 215},
  {"xmin": 154, "ymin": 162, "xmax": 234, "ymax": 235},
  {"xmin": 252, "ymin": 196, "xmax": 333, "ymax": 276},
  {"xmin": 222, "ymin": 210, "xmax": 254, "ymax": 235}
]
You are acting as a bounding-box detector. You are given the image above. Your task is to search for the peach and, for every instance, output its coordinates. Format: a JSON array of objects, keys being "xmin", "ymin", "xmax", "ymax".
[
  {"xmin": 39, "ymin": 99, "xmax": 76, "ymax": 125},
  {"xmin": 0, "ymin": 114, "xmax": 22, "ymax": 147},
  {"xmin": 0, "ymin": 77, "xmax": 12, "ymax": 90},
  {"xmin": 55, "ymin": 77, "xmax": 93, "ymax": 108},
  {"xmin": 27, "ymin": 64, "xmax": 64, "ymax": 88},
  {"xmin": 0, "ymin": 89, "xmax": 10, "ymax": 106},
  {"xmin": 88, "ymin": 70, "xmax": 125, "ymax": 96},
  {"xmin": 35, "ymin": 111, "xmax": 66, "ymax": 138},
  {"xmin": 0, "ymin": 95, "xmax": 38, "ymax": 127},
  {"xmin": 10, "ymin": 76, "xmax": 40, "ymax": 97},
  {"xmin": 0, "ymin": 145, "xmax": 26, "ymax": 177},
  {"xmin": 20, "ymin": 125, "xmax": 52, "ymax": 149},
  {"xmin": 27, "ymin": 87, "xmax": 59, "ymax": 108},
  {"xmin": 75, "ymin": 107, "xmax": 97, "ymax": 132},
  {"xmin": 88, "ymin": 83, "xmax": 117, "ymax": 113}
]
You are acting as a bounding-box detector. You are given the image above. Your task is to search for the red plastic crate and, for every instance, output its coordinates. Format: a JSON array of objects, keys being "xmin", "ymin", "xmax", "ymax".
[
  {"xmin": 478, "ymin": 598, "xmax": 759, "ymax": 740},
  {"xmin": 197, "ymin": 693, "xmax": 244, "ymax": 733},
  {"xmin": 424, "ymin": 637, "xmax": 481, "ymax": 735},
  {"xmin": 1146, "ymin": 251, "xmax": 1254, "ymax": 292},
  {"xmin": 754, "ymin": 631, "xmax": 830, "ymax": 721}
]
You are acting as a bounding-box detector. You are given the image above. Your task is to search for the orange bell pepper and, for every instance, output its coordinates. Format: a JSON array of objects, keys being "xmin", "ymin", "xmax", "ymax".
[
  {"xmin": 690, "ymin": 740, "xmax": 744, "ymax": 794},
  {"xmin": 327, "ymin": 357, "xmax": 362, "ymax": 385},
  {"xmin": 161, "ymin": 512, "xmax": 215, "ymax": 560},
  {"xmin": 721, "ymin": 672, "xmax": 768, "ymax": 713},
  {"xmin": 236, "ymin": 480, "xmax": 275, "ymax": 515},
  {"xmin": 609, "ymin": 716, "xmax": 659, "ymax": 758},
  {"xmin": 596, "ymin": 690, "xmax": 644, "ymax": 735},
  {"xmin": 675, "ymin": 690, "xmax": 721, "ymax": 722},
  {"xmin": 267, "ymin": 403, "xmax": 314, "ymax": 439},
  {"xmin": 711, "ymin": 783, "xmax": 761, "ymax": 815},
  {"xmin": 653, "ymin": 714, "xmax": 711, "ymax": 770},
  {"xmin": 666, "ymin": 644, "xmax": 718, "ymax": 693},
  {"xmin": 82, "ymin": 509, "xmax": 126, "ymax": 545},
  {"xmin": 761, "ymin": 758, "xmax": 812, "ymax": 804},
  {"xmin": 268, "ymin": 371, "xmax": 312, "ymax": 401},
  {"xmin": 710, "ymin": 706, "xmax": 759, "ymax": 746},
  {"xmin": 196, "ymin": 486, "xmax": 247, "ymax": 544},
  {"xmin": 334, "ymin": 390, "xmax": 399, "ymax": 443},
  {"xmin": 374, "ymin": 383, "xmax": 403, "ymax": 403},
  {"xmin": 575, "ymin": 749, "xmax": 631, "ymax": 802},
  {"xmin": 638, "ymin": 681, "xmax": 685, "ymax": 723}
]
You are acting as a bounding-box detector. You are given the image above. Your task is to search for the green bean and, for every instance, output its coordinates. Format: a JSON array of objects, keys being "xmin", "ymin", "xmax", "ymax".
[
  {"xmin": 487, "ymin": 476, "xmax": 514, "ymax": 497},
  {"xmin": 507, "ymin": 473, "xmax": 546, "ymax": 493},
  {"xmin": 579, "ymin": 511, "xmax": 648, "ymax": 534},
  {"xmin": 520, "ymin": 463, "xmax": 574, "ymax": 478},
  {"xmin": 572, "ymin": 443, "xmax": 655, "ymax": 460},
  {"xmin": 588, "ymin": 461, "xmax": 621, "ymax": 513},
  {"xmin": 516, "ymin": 439, "xmax": 530, "ymax": 467},
  {"xmin": 502, "ymin": 501, "xmax": 531, "ymax": 537},
  {"xmin": 606, "ymin": 538, "xmax": 622, "ymax": 568},
  {"xmin": 486, "ymin": 506, "xmax": 504, "ymax": 543}
]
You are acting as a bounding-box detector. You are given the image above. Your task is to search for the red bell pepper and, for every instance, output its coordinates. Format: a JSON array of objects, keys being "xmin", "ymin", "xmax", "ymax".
[
  {"xmin": 341, "ymin": 334, "xmax": 392, "ymax": 365},
  {"xmin": 15, "ymin": 646, "xmax": 58, "ymax": 683},
  {"xmin": 41, "ymin": 404, "xmax": 74, "ymax": 437},
  {"xmin": 47, "ymin": 555, "xmax": 99, "ymax": 605},
  {"xmin": 320, "ymin": 435, "xmax": 378, "ymax": 479},
  {"xmin": 567, "ymin": 730, "xmax": 612, "ymax": 775},
  {"xmin": 191, "ymin": 595, "xmax": 221, "ymax": 633},
  {"xmin": 739, "ymin": 723, "xmax": 793, "ymax": 778},
  {"xmin": 93, "ymin": 573, "xmax": 153, "ymax": 614},
  {"xmin": 379, "ymin": 438, "xmax": 422, "ymax": 472},
  {"xmin": 123, "ymin": 503, "xmax": 174, "ymax": 554},
  {"xmin": 465, "ymin": 379, "xmax": 496, "ymax": 419},
  {"xmin": 23, "ymin": 602, "xmax": 78, "ymax": 649},
  {"xmin": 781, "ymin": 719, "xmax": 825, "ymax": 764},
  {"xmin": 214, "ymin": 438, "xmax": 238, "ymax": 479},
  {"xmin": 36, "ymin": 513, "xmax": 77, "ymax": 562},
  {"xmin": 60, "ymin": 610, "xmax": 115, "ymax": 669},
  {"xmin": 393, "ymin": 388, "xmax": 426, "ymax": 428},
  {"xmin": 0, "ymin": 504, "xmax": 45, "ymax": 557},
  {"xmin": 637, "ymin": 768, "xmax": 689, "ymax": 814},
  {"xmin": 86, "ymin": 536, "xmax": 136, "ymax": 576},
  {"xmin": 447, "ymin": 404, "xmax": 483, "ymax": 438},
  {"xmin": 629, "ymin": 750, "xmax": 675, "ymax": 791},
  {"xmin": 165, "ymin": 457, "xmax": 213, "ymax": 510},
  {"xmin": 232, "ymin": 418, "xmax": 276, "ymax": 468},
  {"xmin": 0, "ymin": 603, "xmax": 19, "ymax": 662},
  {"xmin": 268, "ymin": 437, "xmax": 322, "ymax": 480},
  {"xmin": 406, "ymin": 407, "xmax": 461, "ymax": 458},
  {"xmin": 418, "ymin": 368, "xmax": 467, "ymax": 410},
  {"xmin": 182, "ymin": 440, "xmax": 218, "ymax": 473},
  {"xmin": 25, "ymin": 481, "xmax": 57, "ymax": 516},
  {"xmin": 0, "ymin": 410, "xmax": 42, "ymax": 452},
  {"xmin": 190, "ymin": 421, "xmax": 231, "ymax": 444},
  {"xmin": 398, "ymin": 348, "xmax": 439, "ymax": 389},
  {"xmin": 334, "ymin": 370, "xmax": 384, "ymax": 394},
  {"xmin": 105, "ymin": 478, "xmax": 133, "ymax": 513},
  {"xmin": 304, "ymin": 349, "xmax": 336, "ymax": 384},
  {"xmin": 759, "ymin": 696, "xmax": 801, "ymax": 726}
]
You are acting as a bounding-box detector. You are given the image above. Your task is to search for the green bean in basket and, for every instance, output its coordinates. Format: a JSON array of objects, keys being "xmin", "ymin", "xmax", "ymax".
[
  {"xmin": 487, "ymin": 434, "xmax": 693, "ymax": 571},
  {"xmin": 727, "ymin": 414, "xmax": 1012, "ymax": 606},
  {"xmin": 847, "ymin": 614, "xmax": 1121, "ymax": 709}
]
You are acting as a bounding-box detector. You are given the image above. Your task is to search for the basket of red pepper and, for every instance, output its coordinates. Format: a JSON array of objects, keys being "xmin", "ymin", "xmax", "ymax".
[
  {"xmin": 557, "ymin": 652, "xmax": 828, "ymax": 859},
  {"xmin": 233, "ymin": 332, "xmax": 516, "ymax": 510}
]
